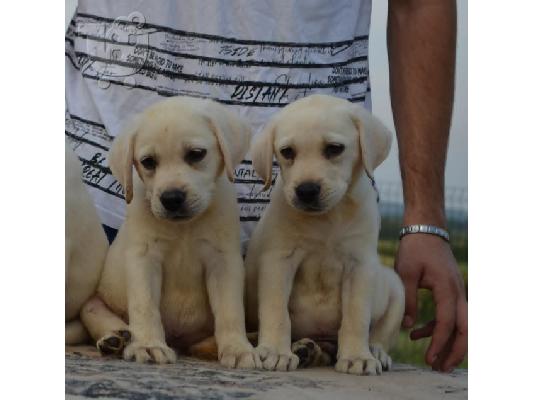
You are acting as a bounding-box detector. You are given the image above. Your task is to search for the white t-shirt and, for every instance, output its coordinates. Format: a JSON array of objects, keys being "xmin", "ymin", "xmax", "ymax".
[{"xmin": 65, "ymin": 0, "xmax": 373, "ymax": 247}]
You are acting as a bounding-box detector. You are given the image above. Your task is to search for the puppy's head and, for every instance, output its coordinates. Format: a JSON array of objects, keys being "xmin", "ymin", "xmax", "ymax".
[
  {"xmin": 251, "ymin": 95, "xmax": 391, "ymax": 213},
  {"xmin": 109, "ymin": 97, "xmax": 250, "ymax": 221}
]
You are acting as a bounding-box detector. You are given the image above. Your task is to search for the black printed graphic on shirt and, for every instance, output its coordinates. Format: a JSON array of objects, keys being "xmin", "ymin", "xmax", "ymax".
[{"xmin": 65, "ymin": 11, "xmax": 370, "ymax": 229}]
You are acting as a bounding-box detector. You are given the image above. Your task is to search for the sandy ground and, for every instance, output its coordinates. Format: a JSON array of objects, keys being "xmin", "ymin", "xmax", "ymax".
[{"xmin": 66, "ymin": 346, "xmax": 467, "ymax": 399}]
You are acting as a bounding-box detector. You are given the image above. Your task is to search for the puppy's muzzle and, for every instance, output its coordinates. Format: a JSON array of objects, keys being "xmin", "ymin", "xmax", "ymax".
[
  {"xmin": 160, "ymin": 189, "xmax": 187, "ymax": 213},
  {"xmin": 295, "ymin": 182, "xmax": 321, "ymax": 211}
]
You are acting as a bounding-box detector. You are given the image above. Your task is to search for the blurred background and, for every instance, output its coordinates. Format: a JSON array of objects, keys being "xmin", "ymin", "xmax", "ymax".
[{"xmin": 65, "ymin": 0, "xmax": 468, "ymax": 368}]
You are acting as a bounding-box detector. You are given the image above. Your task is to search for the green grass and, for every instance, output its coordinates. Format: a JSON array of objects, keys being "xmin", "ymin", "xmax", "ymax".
[{"xmin": 378, "ymin": 239, "xmax": 468, "ymax": 369}]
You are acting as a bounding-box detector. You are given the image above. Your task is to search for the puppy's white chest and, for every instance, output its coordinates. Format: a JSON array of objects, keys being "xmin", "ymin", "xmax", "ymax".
[
  {"xmin": 160, "ymin": 242, "xmax": 213, "ymax": 345},
  {"xmin": 289, "ymin": 251, "xmax": 345, "ymax": 338}
]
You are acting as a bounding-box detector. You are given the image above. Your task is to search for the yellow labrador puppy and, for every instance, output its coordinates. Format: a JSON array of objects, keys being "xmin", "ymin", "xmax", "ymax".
[
  {"xmin": 246, "ymin": 95, "xmax": 405, "ymax": 375},
  {"xmin": 81, "ymin": 97, "xmax": 259, "ymax": 369},
  {"xmin": 65, "ymin": 143, "xmax": 108, "ymax": 344}
]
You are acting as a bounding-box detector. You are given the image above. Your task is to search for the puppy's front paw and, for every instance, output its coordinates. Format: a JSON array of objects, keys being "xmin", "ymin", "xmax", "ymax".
[
  {"xmin": 123, "ymin": 340, "xmax": 177, "ymax": 364},
  {"xmin": 219, "ymin": 342, "xmax": 261, "ymax": 369},
  {"xmin": 370, "ymin": 344, "xmax": 392, "ymax": 371},
  {"xmin": 335, "ymin": 352, "xmax": 382, "ymax": 376},
  {"xmin": 257, "ymin": 345, "xmax": 299, "ymax": 371}
]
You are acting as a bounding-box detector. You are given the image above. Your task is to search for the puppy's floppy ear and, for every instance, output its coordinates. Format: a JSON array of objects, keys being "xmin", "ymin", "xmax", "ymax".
[
  {"xmin": 349, "ymin": 104, "xmax": 392, "ymax": 179},
  {"xmin": 204, "ymin": 100, "xmax": 251, "ymax": 181},
  {"xmin": 251, "ymin": 120, "xmax": 275, "ymax": 191},
  {"xmin": 108, "ymin": 117, "xmax": 140, "ymax": 204}
]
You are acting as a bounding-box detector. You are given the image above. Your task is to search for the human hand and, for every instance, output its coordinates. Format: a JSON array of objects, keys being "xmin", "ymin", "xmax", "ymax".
[{"xmin": 394, "ymin": 233, "xmax": 467, "ymax": 372}]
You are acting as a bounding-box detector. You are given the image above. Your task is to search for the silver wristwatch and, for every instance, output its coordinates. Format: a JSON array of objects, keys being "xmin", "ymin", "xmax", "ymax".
[{"xmin": 399, "ymin": 224, "xmax": 450, "ymax": 242}]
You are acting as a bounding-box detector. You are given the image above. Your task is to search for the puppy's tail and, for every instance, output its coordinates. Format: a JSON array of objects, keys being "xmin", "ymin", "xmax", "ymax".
[{"xmin": 188, "ymin": 332, "xmax": 259, "ymax": 361}]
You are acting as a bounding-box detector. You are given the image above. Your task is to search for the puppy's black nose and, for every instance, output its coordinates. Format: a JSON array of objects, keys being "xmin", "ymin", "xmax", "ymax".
[
  {"xmin": 160, "ymin": 189, "xmax": 186, "ymax": 212},
  {"xmin": 295, "ymin": 182, "xmax": 321, "ymax": 204}
]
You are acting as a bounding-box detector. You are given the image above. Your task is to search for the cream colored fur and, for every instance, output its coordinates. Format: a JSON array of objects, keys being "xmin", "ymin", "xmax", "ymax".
[
  {"xmin": 81, "ymin": 97, "xmax": 259, "ymax": 368},
  {"xmin": 245, "ymin": 95, "xmax": 405, "ymax": 375},
  {"xmin": 65, "ymin": 143, "xmax": 108, "ymax": 344}
]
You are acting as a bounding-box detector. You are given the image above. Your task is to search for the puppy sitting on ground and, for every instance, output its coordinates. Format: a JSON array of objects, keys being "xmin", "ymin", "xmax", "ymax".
[
  {"xmin": 245, "ymin": 94, "xmax": 405, "ymax": 375},
  {"xmin": 65, "ymin": 143, "xmax": 108, "ymax": 345},
  {"xmin": 81, "ymin": 97, "xmax": 259, "ymax": 368}
]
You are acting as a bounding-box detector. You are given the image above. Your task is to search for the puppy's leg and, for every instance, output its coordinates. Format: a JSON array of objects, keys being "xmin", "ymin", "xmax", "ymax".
[
  {"xmin": 369, "ymin": 270, "xmax": 405, "ymax": 371},
  {"xmin": 65, "ymin": 319, "xmax": 90, "ymax": 345},
  {"xmin": 256, "ymin": 251, "xmax": 300, "ymax": 371},
  {"xmin": 188, "ymin": 336, "xmax": 219, "ymax": 361},
  {"xmin": 122, "ymin": 249, "xmax": 176, "ymax": 364},
  {"xmin": 204, "ymin": 250, "xmax": 260, "ymax": 369},
  {"xmin": 336, "ymin": 264, "xmax": 382, "ymax": 376},
  {"xmin": 80, "ymin": 296, "xmax": 131, "ymax": 355}
]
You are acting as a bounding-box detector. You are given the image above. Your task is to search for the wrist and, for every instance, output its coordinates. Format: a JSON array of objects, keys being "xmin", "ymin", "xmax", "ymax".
[{"xmin": 403, "ymin": 207, "xmax": 447, "ymax": 228}]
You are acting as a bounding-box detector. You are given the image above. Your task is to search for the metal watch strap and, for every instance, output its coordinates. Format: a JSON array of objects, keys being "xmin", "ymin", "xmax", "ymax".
[{"xmin": 399, "ymin": 224, "xmax": 450, "ymax": 242}]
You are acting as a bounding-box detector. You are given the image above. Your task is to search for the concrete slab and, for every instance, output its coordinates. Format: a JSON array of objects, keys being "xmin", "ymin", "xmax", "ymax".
[{"xmin": 66, "ymin": 346, "xmax": 467, "ymax": 399}]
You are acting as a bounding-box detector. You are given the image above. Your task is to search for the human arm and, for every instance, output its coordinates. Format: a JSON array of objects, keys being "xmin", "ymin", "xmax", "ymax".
[{"xmin": 387, "ymin": 0, "xmax": 467, "ymax": 372}]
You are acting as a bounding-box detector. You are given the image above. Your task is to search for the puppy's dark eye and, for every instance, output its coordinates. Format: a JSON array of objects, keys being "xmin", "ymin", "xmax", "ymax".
[
  {"xmin": 324, "ymin": 143, "xmax": 345, "ymax": 159},
  {"xmin": 185, "ymin": 148, "xmax": 207, "ymax": 164},
  {"xmin": 280, "ymin": 147, "xmax": 296, "ymax": 160},
  {"xmin": 140, "ymin": 156, "xmax": 157, "ymax": 170}
]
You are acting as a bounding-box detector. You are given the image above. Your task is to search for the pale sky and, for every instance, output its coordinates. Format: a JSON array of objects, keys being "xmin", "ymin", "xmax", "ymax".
[{"xmin": 66, "ymin": 0, "xmax": 467, "ymax": 190}]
